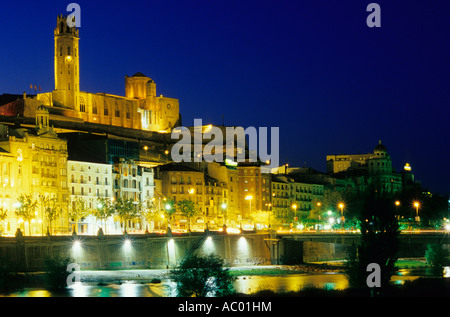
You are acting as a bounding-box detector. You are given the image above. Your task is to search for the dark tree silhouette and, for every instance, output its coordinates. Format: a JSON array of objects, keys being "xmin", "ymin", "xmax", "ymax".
[
  {"xmin": 346, "ymin": 190, "xmax": 400, "ymax": 293},
  {"xmin": 170, "ymin": 254, "xmax": 235, "ymax": 297}
]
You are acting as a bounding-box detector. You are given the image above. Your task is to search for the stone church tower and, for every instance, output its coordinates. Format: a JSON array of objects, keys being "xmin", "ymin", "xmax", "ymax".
[
  {"xmin": 3, "ymin": 14, "xmax": 181, "ymax": 133},
  {"xmin": 53, "ymin": 14, "xmax": 80, "ymax": 110}
]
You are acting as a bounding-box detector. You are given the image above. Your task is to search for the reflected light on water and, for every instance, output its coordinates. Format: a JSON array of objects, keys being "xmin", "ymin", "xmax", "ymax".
[
  {"xmin": 444, "ymin": 267, "xmax": 450, "ymax": 278},
  {"xmin": 69, "ymin": 282, "xmax": 88, "ymax": 297},
  {"xmin": 234, "ymin": 274, "xmax": 349, "ymax": 295},
  {"xmin": 120, "ymin": 283, "xmax": 139, "ymax": 297},
  {"xmin": 23, "ymin": 290, "xmax": 51, "ymax": 297}
]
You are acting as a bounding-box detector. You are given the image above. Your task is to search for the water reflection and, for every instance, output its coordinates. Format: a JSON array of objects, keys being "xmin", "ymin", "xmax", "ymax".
[
  {"xmin": 234, "ymin": 273, "xmax": 348, "ymax": 294},
  {"xmin": 2, "ymin": 266, "xmax": 448, "ymax": 297}
]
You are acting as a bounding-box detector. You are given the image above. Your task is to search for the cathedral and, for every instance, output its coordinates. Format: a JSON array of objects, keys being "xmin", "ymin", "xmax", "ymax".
[{"xmin": 1, "ymin": 15, "xmax": 181, "ymax": 133}]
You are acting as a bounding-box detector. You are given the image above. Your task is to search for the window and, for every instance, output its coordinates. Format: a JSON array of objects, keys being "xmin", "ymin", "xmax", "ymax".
[
  {"xmin": 92, "ymin": 100, "xmax": 98, "ymax": 114},
  {"xmin": 67, "ymin": 46, "xmax": 71, "ymax": 55},
  {"xmin": 115, "ymin": 102, "xmax": 120, "ymax": 117},
  {"xmin": 126, "ymin": 103, "xmax": 131, "ymax": 119},
  {"xmin": 80, "ymin": 97, "xmax": 86, "ymax": 112},
  {"xmin": 104, "ymin": 100, "xmax": 109, "ymax": 116}
]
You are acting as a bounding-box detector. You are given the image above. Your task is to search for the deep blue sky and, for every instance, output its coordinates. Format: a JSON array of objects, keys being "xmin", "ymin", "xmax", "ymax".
[{"xmin": 0, "ymin": 1, "xmax": 449, "ymax": 195}]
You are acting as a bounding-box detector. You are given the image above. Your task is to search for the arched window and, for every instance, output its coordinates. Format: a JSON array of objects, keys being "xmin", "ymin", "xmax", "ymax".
[
  {"xmin": 104, "ymin": 100, "xmax": 109, "ymax": 116},
  {"xmin": 80, "ymin": 96, "xmax": 86, "ymax": 112}
]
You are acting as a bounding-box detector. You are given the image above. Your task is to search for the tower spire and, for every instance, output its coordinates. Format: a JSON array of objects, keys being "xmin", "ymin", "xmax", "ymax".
[{"xmin": 54, "ymin": 14, "xmax": 80, "ymax": 109}]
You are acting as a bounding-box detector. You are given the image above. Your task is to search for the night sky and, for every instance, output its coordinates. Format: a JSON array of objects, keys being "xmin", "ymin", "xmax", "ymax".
[{"xmin": 0, "ymin": 1, "xmax": 449, "ymax": 195}]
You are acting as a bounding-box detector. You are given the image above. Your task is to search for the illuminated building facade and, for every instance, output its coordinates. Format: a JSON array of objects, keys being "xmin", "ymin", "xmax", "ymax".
[
  {"xmin": 156, "ymin": 163, "xmax": 227, "ymax": 230},
  {"xmin": 326, "ymin": 140, "xmax": 402, "ymax": 193},
  {"xmin": 0, "ymin": 106, "xmax": 69, "ymax": 236},
  {"xmin": 271, "ymin": 174, "xmax": 324, "ymax": 223},
  {"xmin": 0, "ymin": 15, "xmax": 181, "ymax": 133},
  {"xmin": 68, "ymin": 160, "xmax": 114, "ymax": 235},
  {"xmin": 237, "ymin": 162, "xmax": 272, "ymax": 221}
]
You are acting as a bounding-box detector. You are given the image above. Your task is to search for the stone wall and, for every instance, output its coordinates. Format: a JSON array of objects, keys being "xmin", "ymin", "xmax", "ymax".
[{"xmin": 0, "ymin": 231, "xmax": 272, "ymax": 271}]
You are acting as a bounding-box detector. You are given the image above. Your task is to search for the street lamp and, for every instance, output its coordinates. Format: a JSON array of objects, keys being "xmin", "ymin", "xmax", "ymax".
[
  {"xmin": 395, "ymin": 201, "xmax": 400, "ymax": 220},
  {"xmin": 291, "ymin": 203, "xmax": 298, "ymax": 225},
  {"xmin": 338, "ymin": 203, "xmax": 345, "ymax": 230},
  {"xmin": 413, "ymin": 201, "xmax": 420, "ymax": 222}
]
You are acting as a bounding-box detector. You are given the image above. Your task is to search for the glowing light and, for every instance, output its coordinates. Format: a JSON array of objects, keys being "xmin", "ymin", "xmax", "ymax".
[
  {"xmin": 225, "ymin": 159, "xmax": 238, "ymax": 167},
  {"xmin": 237, "ymin": 236, "xmax": 249, "ymax": 254},
  {"xmin": 242, "ymin": 224, "xmax": 254, "ymax": 231},
  {"xmin": 165, "ymin": 204, "xmax": 171, "ymax": 210},
  {"xmin": 404, "ymin": 163, "xmax": 411, "ymax": 171},
  {"xmin": 395, "ymin": 201, "xmax": 400, "ymax": 206},
  {"xmin": 245, "ymin": 195, "xmax": 253, "ymax": 201},
  {"xmin": 65, "ymin": 55, "xmax": 72, "ymax": 63},
  {"xmin": 221, "ymin": 203, "xmax": 227, "ymax": 209},
  {"xmin": 123, "ymin": 239, "xmax": 132, "ymax": 249},
  {"xmin": 226, "ymin": 227, "xmax": 241, "ymax": 234}
]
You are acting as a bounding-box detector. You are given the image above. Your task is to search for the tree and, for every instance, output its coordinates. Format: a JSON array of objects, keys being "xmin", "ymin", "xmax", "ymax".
[
  {"xmin": 92, "ymin": 197, "xmax": 115, "ymax": 233},
  {"xmin": 425, "ymin": 244, "xmax": 445, "ymax": 277},
  {"xmin": 249, "ymin": 209, "xmax": 273, "ymax": 229},
  {"xmin": 163, "ymin": 199, "xmax": 177, "ymax": 229},
  {"xmin": 115, "ymin": 197, "xmax": 139, "ymax": 232},
  {"xmin": 345, "ymin": 191, "xmax": 400, "ymax": 293},
  {"xmin": 15, "ymin": 194, "xmax": 38, "ymax": 236},
  {"xmin": 177, "ymin": 199, "xmax": 199, "ymax": 232},
  {"xmin": 43, "ymin": 197, "xmax": 63, "ymax": 235},
  {"xmin": 310, "ymin": 189, "xmax": 345, "ymax": 221},
  {"xmin": 170, "ymin": 254, "xmax": 235, "ymax": 297},
  {"xmin": 0, "ymin": 206, "xmax": 7, "ymax": 236},
  {"xmin": 68, "ymin": 196, "xmax": 90, "ymax": 234},
  {"xmin": 141, "ymin": 198, "xmax": 159, "ymax": 231}
]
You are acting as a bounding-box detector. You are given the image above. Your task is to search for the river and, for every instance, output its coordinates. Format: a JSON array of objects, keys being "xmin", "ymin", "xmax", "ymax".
[{"xmin": 3, "ymin": 266, "xmax": 445, "ymax": 297}]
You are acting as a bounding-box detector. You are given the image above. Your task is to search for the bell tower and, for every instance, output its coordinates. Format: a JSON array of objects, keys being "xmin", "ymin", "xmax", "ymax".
[{"xmin": 54, "ymin": 14, "xmax": 79, "ymax": 109}]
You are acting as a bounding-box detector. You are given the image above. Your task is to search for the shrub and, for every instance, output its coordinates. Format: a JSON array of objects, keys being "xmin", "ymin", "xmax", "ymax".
[
  {"xmin": 170, "ymin": 254, "xmax": 235, "ymax": 297},
  {"xmin": 43, "ymin": 255, "xmax": 74, "ymax": 290}
]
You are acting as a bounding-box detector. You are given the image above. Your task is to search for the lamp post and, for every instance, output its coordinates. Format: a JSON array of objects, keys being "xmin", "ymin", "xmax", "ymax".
[
  {"xmin": 413, "ymin": 201, "xmax": 420, "ymax": 223},
  {"xmin": 395, "ymin": 201, "xmax": 400, "ymax": 220},
  {"xmin": 265, "ymin": 203, "xmax": 272, "ymax": 230},
  {"xmin": 291, "ymin": 203, "xmax": 298, "ymax": 228},
  {"xmin": 338, "ymin": 203, "xmax": 345, "ymax": 230}
]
